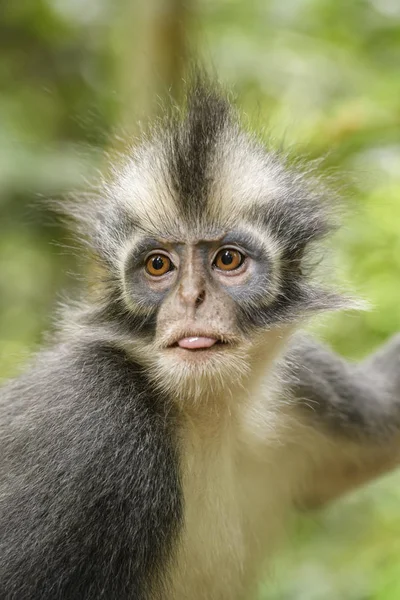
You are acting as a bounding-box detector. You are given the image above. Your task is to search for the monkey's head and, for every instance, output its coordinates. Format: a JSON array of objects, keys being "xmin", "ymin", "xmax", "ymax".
[{"xmin": 70, "ymin": 83, "xmax": 346, "ymax": 400}]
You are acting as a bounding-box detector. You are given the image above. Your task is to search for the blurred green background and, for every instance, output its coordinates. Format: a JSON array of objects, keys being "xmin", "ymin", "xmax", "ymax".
[{"xmin": 1, "ymin": 0, "xmax": 400, "ymax": 598}]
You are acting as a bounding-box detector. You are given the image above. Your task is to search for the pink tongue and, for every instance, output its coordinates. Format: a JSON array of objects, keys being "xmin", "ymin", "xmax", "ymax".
[{"xmin": 178, "ymin": 336, "xmax": 217, "ymax": 350}]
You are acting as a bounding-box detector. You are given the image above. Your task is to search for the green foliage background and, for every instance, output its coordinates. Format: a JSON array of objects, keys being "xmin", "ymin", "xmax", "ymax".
[{"xmin": 1, "ymin": 0, "xmax": 400, "ymax": 598}]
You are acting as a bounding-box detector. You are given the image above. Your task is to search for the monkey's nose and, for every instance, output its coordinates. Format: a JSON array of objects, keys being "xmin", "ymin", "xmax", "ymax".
[
  {"xmin": 195, "ymin": 290, "xmax": 205, "ymax": 307},
  {"xmin": 179, "ymin": 281, "xmax": 206, "ymax": 311}
]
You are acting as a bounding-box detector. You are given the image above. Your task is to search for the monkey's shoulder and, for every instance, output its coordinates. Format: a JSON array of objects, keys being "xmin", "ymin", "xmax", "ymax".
[
  {"xmin": 0, "ymin": 340, "xmax": 183, "ymax": 600},
  {"xmin": 1, "ymin": 340, "xmax": 164, "ymax": 418}
]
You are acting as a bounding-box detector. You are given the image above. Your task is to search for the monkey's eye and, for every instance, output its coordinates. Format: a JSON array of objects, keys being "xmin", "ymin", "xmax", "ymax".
[
  {"xmin": 145, "ymin": 254, "xmax": 173, "ymax": 277},
  {"xmin": 213, "ymin": 248, "xmax": 244, "ymax": 272}
]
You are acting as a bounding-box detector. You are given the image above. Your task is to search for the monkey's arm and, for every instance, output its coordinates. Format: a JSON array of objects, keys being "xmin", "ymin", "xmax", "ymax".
[
  {"xmin": 287, "ymin": 334, "xmax": 400, "ymax": 509},
  {"xmin": 0, "ymin": 342, "xmax": 182, "ymax": 600}
]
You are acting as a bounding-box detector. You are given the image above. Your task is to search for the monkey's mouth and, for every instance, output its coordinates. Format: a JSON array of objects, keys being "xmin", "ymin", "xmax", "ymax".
[
  {"xmin": 177, "ymin": 336, "xmax": 220, "ymax": 350},
  {"xmin": 166, "ymin": 335, "xmax": 231, "ymax": 352}
]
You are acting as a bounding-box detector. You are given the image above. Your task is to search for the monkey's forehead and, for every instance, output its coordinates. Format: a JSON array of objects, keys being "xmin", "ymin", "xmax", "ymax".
[
  {"xmin": 106, "ymin": 131, "xmax": 293, "ymax": 238},
  {"xmin": 95, "ymin": 85, "xmax": 333, "ymax": 256}
]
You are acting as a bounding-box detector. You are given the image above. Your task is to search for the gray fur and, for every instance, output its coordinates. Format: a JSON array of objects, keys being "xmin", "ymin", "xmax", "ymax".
[
  {"xmin": 0, "ymin": 342, "xmax": 183, "ymax": 599},
  {"xmin": 287, "ymin": 334, "xmax": 400, "ymax": 440}
]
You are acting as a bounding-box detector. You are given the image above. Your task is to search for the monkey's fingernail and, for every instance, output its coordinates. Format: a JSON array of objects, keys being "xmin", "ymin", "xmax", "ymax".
[{"xmin": 178, "ymin": 337, "xmax": 217, "ymax": 350}]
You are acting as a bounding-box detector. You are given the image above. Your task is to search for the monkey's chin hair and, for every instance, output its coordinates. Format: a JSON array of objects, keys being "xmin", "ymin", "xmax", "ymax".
[{"xmin": 147, "ymin": 345, "xmax": 252, "ymax": 407}]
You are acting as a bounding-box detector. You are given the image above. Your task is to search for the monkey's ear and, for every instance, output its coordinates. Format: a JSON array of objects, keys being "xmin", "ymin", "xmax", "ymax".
[
  {"xmin": 299, "ymin": 284, "xmax": 368, "ymax": 316},
  {"xmin": 239, "ymin": 279, "xmax": 366, "ymax": 331}
]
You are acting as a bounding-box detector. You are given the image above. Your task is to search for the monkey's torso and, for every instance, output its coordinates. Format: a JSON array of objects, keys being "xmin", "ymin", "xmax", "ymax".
[
  {"xmin": 1, "ymin": 335, "xmax": 400, "ymax": 599},
  {"xmin": 167, "ymin": 365, "xmax": 341, "ymax": 600},
  {"xmin": 169, "ymin": 401, "xmax": 290, "ymax": 600}
]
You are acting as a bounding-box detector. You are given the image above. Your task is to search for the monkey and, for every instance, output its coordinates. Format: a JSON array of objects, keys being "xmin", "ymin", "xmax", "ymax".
[{"xmin": 0, "ymin": 79, "xmax": 400, "ymax": 600}]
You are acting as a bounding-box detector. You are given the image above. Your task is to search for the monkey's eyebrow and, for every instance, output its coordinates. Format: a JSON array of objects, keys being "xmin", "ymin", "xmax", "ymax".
[
  {"xmin": 126, "ymin": 237, "xmax": 164, "ymax": 263},
  {"xmin": 219, "ymin": 230, "xmax": 268, "ymax": 260}
]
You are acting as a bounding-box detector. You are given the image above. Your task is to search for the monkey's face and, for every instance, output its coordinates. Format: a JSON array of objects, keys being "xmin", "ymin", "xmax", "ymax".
[
  {"xmin": 86, "ymin": 86, "xmax": 345, "ymax": 398},
  {"xmin": 121, "ymin": 225, "xmax": 285, "ymax": 397}
]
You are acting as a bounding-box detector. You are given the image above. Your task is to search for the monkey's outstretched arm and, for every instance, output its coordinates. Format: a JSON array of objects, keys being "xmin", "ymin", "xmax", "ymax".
[{"xmin": 288, "ymin": 334, "xmax": 400, "ymax": 509}]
